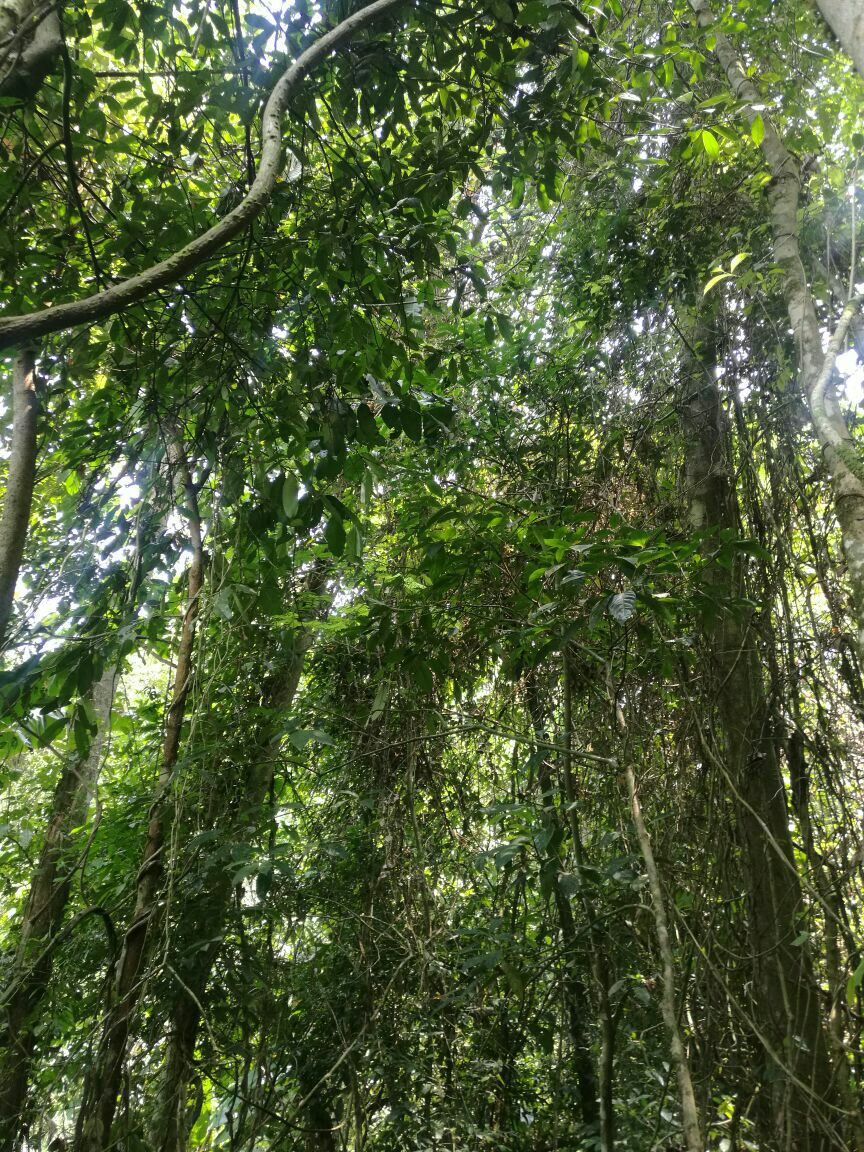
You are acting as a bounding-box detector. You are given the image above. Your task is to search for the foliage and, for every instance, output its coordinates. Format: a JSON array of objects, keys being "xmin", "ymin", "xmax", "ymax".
[{"xmin": 0, "ymin": 0, "xmax": 863, "ymax": 1150}]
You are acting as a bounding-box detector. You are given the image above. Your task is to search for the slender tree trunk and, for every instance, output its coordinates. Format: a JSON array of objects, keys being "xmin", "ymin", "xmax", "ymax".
[
  {"xmin": 525, "ymin": 676, "xmax": 601, "ymax": 1132},
  {"xmin": 678, "ymin": 315, "xmax": 843, "ymax": 1151},
  {"xmin": 0, "ymin": 664, "xmax": 118, "ymax": 1148},
  {"xmin": 0, "ymin": 349, "xmax": 38, "ymax": 650},
  {"xmin": 74, "ymin": 437, "xmax": 203, "ymax": 1152},
  {"xmin": 561, "ymin": 656, "xmax": 616, "ymax": 1152},
  {"xmin": 149, "ymin": 563, "xmax": 329, "ymax": 1152},
  {"xmin": 625, "ymin": 764, "xmax": 703, "ymax": 1152},
  {"xmin": 532, "ymin": 741, "xmax": 600, "ymax": 1132}
]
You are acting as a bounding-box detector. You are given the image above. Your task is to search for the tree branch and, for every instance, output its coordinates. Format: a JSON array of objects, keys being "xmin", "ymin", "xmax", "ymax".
[{"xmin": 0, "ymin": 0, "xmax": 403, "ymax": 350}]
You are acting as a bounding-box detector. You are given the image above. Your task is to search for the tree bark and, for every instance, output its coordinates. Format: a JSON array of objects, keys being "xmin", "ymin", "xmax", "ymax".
[
  {"xmin": 0, "ymin": 664, "xmax": 118, "ymax": 1149},
  {"xmin": 678, "ymin": 314, "xmax": 843, "ymax": 1151},
  {"xmin": 0, "ymin": 0, "xmax": 62, "ymax": 99},
  {"xmin": 813, "ymin": 0, "xmax": 864, "ymax": 79},
  {"xmin": 0, "ymin": 0, "xmax": 402, "ymax": 350},
  {"xmin": 74, "ymin": 437, "xmax": 203, "ymax": 1152},
  {"xmin": 0, "ymin": 349, "xmax": 38, "ymax": 650},
  {"xmin": 787, "ymin": 732, "xmax": 864, "ymax": 1152}
]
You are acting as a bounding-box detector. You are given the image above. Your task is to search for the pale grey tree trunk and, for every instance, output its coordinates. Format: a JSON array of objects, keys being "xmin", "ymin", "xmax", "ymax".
[
  {"xmin": 814, "ymin": 0, "xmax": 864, "ymax": 78},
  {"xmin": 149, "ymin": 562, "xmax": 331, "ymax": 1152},
  {"xmin": 74, "ymin": 436, "xmax": 204, "ymax": 1152}
]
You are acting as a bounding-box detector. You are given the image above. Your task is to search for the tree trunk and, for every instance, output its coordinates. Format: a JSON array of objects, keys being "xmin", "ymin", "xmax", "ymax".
[
  {"xmin": 678, "ymin": 314, "xmax": 842, "ymax": 1151},
  {"xmin": 525, "ymin": 675, "xmax": 602, "ymax": 1134},
  {"xmin": 0, "ymin": 664, "xmax": 118, "ymax": 1149},
  {"xmin": 560, "ymin": 657, "xmax": 616, "ymax": 1152},
  {"xmin": 787, "ymin": 732, "xmax": 864, "ymax": 1152},
  {"xmin": 0, "ymin": 0, "xmax": 62, "ymax": 99},
  {"xmin": 0, "ymin": 349, "xmax": 38, "ymax": 650},
  {"xmin": 74, "ymin": 437, "xmax": 203, "ymax": 1152},
  {"xmin": 813, "ymin": 0, "xmax": 864, "ymax": 79}
]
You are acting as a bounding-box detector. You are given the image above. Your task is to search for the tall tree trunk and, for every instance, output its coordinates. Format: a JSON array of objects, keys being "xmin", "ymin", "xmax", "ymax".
[
  {"xmin": 689, "ymin": 0, "xmax": 864, "ymax": 663},
  {"xmin": 74, "ymin": 436, "xmax": 203, "ymax": 1152},
  {"xmin": 0, "ymin": 349, "xmax": 38, "ymax": 650},
  {"xmin": 678, "ymin": 315, "xmax": 842, "ymax": 1151},
  {"xmin": 149, "ymin": 563, "xmax": 329, "ymax": 1152},
  {"xmin": 0, "ymin": 664, "xmax": 118, "ymax": 1148}
]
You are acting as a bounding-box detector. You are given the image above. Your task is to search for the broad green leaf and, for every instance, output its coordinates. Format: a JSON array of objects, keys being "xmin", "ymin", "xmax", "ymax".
[
  {"xmin": 701, "ymin": 129, "xmax": 720, "ymax": 159},
  {"xmin": 703, "ymin": 272, "xmax": 733, "ymax": 295},
  {"xmin": 282, "ymin": 475, "xmax": 299, "ymax": 518},
  {"xmin": 609, "ymin": 590, "xmax": 636, "ymax": 623}
]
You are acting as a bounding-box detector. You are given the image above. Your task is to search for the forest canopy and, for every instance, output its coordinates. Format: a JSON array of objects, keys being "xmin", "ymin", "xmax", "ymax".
[{"xmin": 1, "ymin": 0, "xmax": 863, "ymax": 1150}]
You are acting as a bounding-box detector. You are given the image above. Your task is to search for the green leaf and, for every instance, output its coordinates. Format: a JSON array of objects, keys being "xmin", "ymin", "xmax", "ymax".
[
  {"xmin": 500, "ymin": 960, "xmax": 524, "ymax": 996},
  {"xmin": 700, "ymin": 129, "xmax": 720, "ymax": 159},
  {"xmin": 609, "ymin": 590, "xmax": 636, "ymax": 623},
  {"xmin": 325, "ymin": 513, "xmax": 346, "ymax": 558},
  {"xmin": 282, "ymin": 475, "xmax": 299, "ymax": 518},
  {"xmin": 356, "ymin": 403, "xmax": 381, "ymax": 446},
  {"xmin": 750, "ymin": 113, "xmax": 764, "ymax": 146},
  {"xmin": 496, "ymin": 312, "xmax": 514, "ymax": 341},
  {"xmin": 345, "ymin": 522, "xmax": 363, "ymax": 562},
  {"xmin": 288, "ymin": 729, "xmax": 335, "ymax": 750},
  {"xmin": 400, "ymin": 401, "xmax": 423, "ymax": 442},
  {"xmin": 847, "ymin": 958, "xmax": 864, "ymax": 1005},
  {"xmin": 703, "ymin": 272, "xmax": 732, "ymax": 295},
  {"xmin": 410, "ymin": 658, "xmax": 433, "ymax": 694}
]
